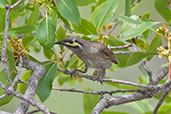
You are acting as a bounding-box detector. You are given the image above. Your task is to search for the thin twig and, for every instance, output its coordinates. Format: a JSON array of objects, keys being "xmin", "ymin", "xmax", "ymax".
[
  {"xmin": 110, "ymin": 44, "xmax": 132, "ymax": 50},
  {"xmin": 18, "ymin": 79, "xmax": 28, "ymax": 84},
  {"xmin": 1, "ymin": 5, "xmax": 12, "ymax": 86},
  {"xmin": 131, "ymin": 0, "xmax": 141, "ymax": 9},
  {"xmin": 53, "ymin": 87, "xmax": 144, "ymax": 95},
  {"xmin": 27, "ymin": 109, "xmax": 58, "ymax": 114},
  {"xmin": 0, "ymin": 93, "xmax": 8, "ymax": 100},
  {"xmin": 105, "ymin": 20, "xmax": 120, "ymax": 36},
  {"xmin": 57, "ymin": 67, "xmax": 146, "ymax": 88},
  {"xmin": 10, "ymin": 56, "xmax": 23, "ymax": 88},
  {"xmin": 10, "ymin": 0, "xmax": 23, "ymax": 9},
  {"xmin": 166, "ymin": 0, "xmax": 171, "ymax": 9},
  {"xmin": 153, "ymin": 92, "xmax": 169, "ymax": 114},
  {"xmin": 140, "ymin": 61, "xmax": 153, "ymax": 84},
  {"xmin": 113, "ymin": 51, "xmax": 132, "ymax": 55}
]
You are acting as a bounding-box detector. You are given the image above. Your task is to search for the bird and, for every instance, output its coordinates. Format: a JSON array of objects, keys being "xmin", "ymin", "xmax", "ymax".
[{"xmin": 55, "ymin": 35, "xmax": 119, "ymax": 84}]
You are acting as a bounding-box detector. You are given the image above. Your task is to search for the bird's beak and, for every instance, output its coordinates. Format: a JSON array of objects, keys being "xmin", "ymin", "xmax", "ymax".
[{"xmin": 55, "ymin": 40, "xmax": 66, "ymax": 45}]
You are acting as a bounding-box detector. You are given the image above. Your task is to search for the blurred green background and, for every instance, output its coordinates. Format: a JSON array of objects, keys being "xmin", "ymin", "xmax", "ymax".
[{"xmin": 0, "ymin": 0, "xmax": 167, "ymax": 114}]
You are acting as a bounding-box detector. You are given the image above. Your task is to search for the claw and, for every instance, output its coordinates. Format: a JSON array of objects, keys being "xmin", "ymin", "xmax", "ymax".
[
  {"xmin": 96, "ymin": 77, "xmax": 103, "ymax": 85},
  {"xmin": 70, "ymin": 69, "xmax": 77, "ymax": 78}
]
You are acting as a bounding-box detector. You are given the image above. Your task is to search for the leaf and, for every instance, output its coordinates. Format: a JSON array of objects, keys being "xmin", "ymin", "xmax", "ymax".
[
  {"xmin": 18, "ymin": 70, "xmax": 32, "ymax": 94},
  {"xmin": 26, "ymin": 3, "xmax": 40, "ymax": 25},
  {"xmin": 22, "ymin": 35, "xmax": 34, "ymax": 47},
  {"xmin": 120, "ymin": 21, "xmax": 160, "ymax": 40},
  {"xmin": 125, "ymin": 0, "xmax": 131, "ymax": 16},
  {"xmin": 73, "ymin": 18, "xmax": 97, "ymax": 35},
  {"xmin": 54, "ymin": 0, "xmax": 81, "ymax": 26},
  {"xmin": 148, "ymin": 35, "xmax": 162, "ymax": 52},
  {"xmin": 8, "ymin": 25, "xmax": 36, "ymax": 35},
  {"xmin": 51, "ymin": 9, "xmax": 58, "ymax": 28},
  {"xmin": 147, "ymin": 35, "xmax": 162, "ymax": 60},
  {"xmin": 56, "ymin": 26, "xmax": 66, "ymax": 49},
  {"xmin": 0, "ymin": 69, "xmax": 17, "ymax": 106},
  {"xmin": 58, "ymin": 74, "xmax": 76, "ymax": 86},
  {"xmin": 83, "ymin": 88, "xmax": 100, "ymax": 114},
  {"xmin": 0, "ymin": 8, "xmax": 5, "ymax": 40},
  {"xmin": 74, "ymin": 0, "xmax": 96, "ymax": 6},
  {"xmin": 107, "ymin": 36, "xmax": 130, "ymax": 67},
  {"xmin": 37, "ymin": 17, "xmax": 56, "ymax": 49},
  {"xmin": 0, "ymin": 0, "xmax": 6, "ymax": 8},
  {"xmin": 155, "ymin": 0, "xmax": 171, "ymax": 21},
  {"xmin": 6, "ymin": 49, "xmax": 17, "ymax": 72},
  {"xmin": 37, "ymin": 61, "xmax": 57, "ymax": 102},
  {"xmin": 43, "ymin": 48, "xmax": 55, "ymax": 59},
  {"xmin": 90, "ymin": 0, "xmax": 119, "ymax": 29},
  {"xmin": 117, "ymin": 15, "xmax": 141, "ymax": 24},
  {"xmin": 126, "ymin": 52, "xmax": 157, "ymax": 66}
]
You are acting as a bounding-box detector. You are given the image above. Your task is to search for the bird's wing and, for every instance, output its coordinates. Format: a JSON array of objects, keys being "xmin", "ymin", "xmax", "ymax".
[{"xmin": 90, "ymin": 42, "xmax": 119, "ymax": 64}]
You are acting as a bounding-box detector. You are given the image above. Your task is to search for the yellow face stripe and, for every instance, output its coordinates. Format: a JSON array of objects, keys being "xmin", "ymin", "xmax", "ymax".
[{"xmin": 65, "ymin": 42, "xmax": 79, "ymax": 47}]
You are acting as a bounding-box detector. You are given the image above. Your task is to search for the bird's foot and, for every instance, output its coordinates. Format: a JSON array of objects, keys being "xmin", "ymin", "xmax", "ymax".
[
  {"xmin": 70, "ymin": 69, "xmax": 78, "ymax": 78},
  {"xmin": 96, "ymin": 77, "xmax": 103, "ymax": 85}
]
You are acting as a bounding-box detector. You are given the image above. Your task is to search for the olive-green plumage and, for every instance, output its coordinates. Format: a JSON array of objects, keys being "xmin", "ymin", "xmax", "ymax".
[{"xmin": 55, "ymin": 36, "xmax": 119, "ymax": 83}]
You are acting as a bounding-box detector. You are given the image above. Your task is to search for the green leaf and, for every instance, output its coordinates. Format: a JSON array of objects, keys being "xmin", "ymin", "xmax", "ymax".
[
  {"xmin": 8, "ymin": 25, "xmax": 36, "ymax": 36},
  {"xmin": 0, "ymin": 0, "xmax": 6, "ymax": 8},
  {"xmin": 120, "ymin": 21, "xmax": 160, "ymax": 40},
  {"xmin": 37, "ymin": 17, "xmax": 56, "ymax": 49},
  {"xmin": 148, "ymin": 35, "xmax": 162, "ymax": 52},
  {"xmin": 26, "ymin": 3, "xmax": 40, "ymax": 25},
  {"xmin": 117, "ymin": 15, "xmax": 141, "ymax": 24},
  {"xmin": 43, "ymin": 48, "xmax": 55, "ymax": 59},
  {"xmin": 90, "ymin": 0, "xmax": 119, "ymax": 29},
  {"xmin": 58, "ymin": 73, "xmax": 75, "ymax": 86},
  {"xmin": 155, "ymin": 0, "xmax": 171, "ymax": 21},
  {"xmin": 56, "ymin": 26, "xmax": 66, "ymax": 49},
  {"xmin": 18, "ymin": 70, "xmax": 32, "ymax": 94},
  {"xmin": 73, "ymin": 18, "xmax": 97, "ymax": 35},
  {"xmin": 107, "ymin": 36, "xmax": 130, "ymax": 67},
  {"xmin": 147, "ymin": 35, "xmax": 162, "ymax": 60},
  {"xmin": 54, "ymin": 0, "xmax": 81, "ymax": 26},
  {"xmin": 6, "ymin": 49, "xmax": 17, "ymax": 72},
  {"xmin": 37, "ymin": 61, "xmax": 57, "ymax": 102},
  {"xmin": 0, "ymin": 68, "xmax": 17, "ymax": 106},
  {"xmin": 83, "ymin": 88, "xmax": 100, "ymax": 114},
  {"xmin": 102, "ymin": 111, "xmax": 129, "ymax": 114},
  {"xmin": 22, "ymin": 36, "xmax": 34, "ymax": 47},
  {"xmin": 74, "ymin": 0, "xmax": 96, "ymax": 6},
  {"xmin": 0, "ymin": 8, "xmax": 5, "ymax": 40},
  {"xmin": 125, "ymin": 0, "xmax": 131, "ymax": 16},
  {"xmin": 51, "ymin": 9, "xmax": 58, "ymax": 28},
  {"xmin": 126, "ymin": 52, "xmax": 157, "ymax": 66}
]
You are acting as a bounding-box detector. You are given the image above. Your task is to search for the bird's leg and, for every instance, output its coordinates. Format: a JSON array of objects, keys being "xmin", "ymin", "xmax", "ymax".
[
  {"xmin": 96, "ymin": 69, "xmax": 106, "ymax": 84},
  {"xmin": 70, "ymin": 65, "xmax": 88, "ymax": 78}
]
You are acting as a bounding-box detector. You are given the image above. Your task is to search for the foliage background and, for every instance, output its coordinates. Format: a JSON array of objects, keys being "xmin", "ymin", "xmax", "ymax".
[{"xmin": 0, "ymin": 0, "xmax": 169, "ymax": 114}]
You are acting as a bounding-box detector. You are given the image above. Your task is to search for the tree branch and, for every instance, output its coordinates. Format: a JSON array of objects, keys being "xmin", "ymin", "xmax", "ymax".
[
  {"xmin": 57, "ymin": 67, "xmax": 146, "ymax": 88},
  {"xmin": 52, "ymin": 87, "xmax": 144, "ymax": 95},
  {"xmin": 153, "ymin": 92, "xmax": 169, "ymax": 114},
  {"xmin": 14, "ymin": 57, "xmax": 47, "ymax": 114},
  {"xmin": 91, "ymin": 67, "xmax": 169, "ymax": 114}
]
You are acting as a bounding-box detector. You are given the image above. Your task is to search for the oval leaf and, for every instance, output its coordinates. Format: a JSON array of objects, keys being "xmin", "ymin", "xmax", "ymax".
[
  {"xmin": 36, "ymin": 61, "xmax": 57, "ymax": 102},
  {"xmin": 37, "ymin": 17, "xmax": 56, "ymax": 49},
  {"xmin": 54, "ymin": 0, "xmax": 81, "ymax": 26},
  {"xmin": 72, "ymin": 18, "xmax": 97, "ymax": 35},
  {"xmin": 83, "ymin": 88, "xmax": 100, "ymax": 114},
  {"xmin": 155, "ymin": 0, "xmax": 171, "ymax": 21},
  {"xmin": 74, "ymin": 0, "xmax": 96, "ymax": 6},
  {"xmin": 8, "ymin": 25, "xmax": 36, "ymax": 36},
  {"xmin": 90, "ymin": 0, "xmax": 119, "ymax": 29},
  {"xmin": 127, "ymin": 52, "xmax": 157, "ymax": 66},
  {"xmin": 120, "ymin": 21, "xmax": 160, "ymax": 40}
]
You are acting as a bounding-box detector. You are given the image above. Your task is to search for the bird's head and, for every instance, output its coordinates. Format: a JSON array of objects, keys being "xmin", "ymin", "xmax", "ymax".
[{"xmin": 55, "ymin": 36, "xmax": 83, "ymax": 50}]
